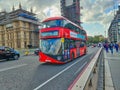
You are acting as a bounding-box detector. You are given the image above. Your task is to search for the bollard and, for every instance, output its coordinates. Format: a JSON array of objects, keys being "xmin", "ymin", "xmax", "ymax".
[{"xmin": 24, "ymin": 50, "xmax": 29, "ymax": 56}]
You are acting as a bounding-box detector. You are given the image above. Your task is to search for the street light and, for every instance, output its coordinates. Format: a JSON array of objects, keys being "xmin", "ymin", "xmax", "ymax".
[{"xmin": 104, "ymin": 30, "xmax": 106, "ymax": 38}]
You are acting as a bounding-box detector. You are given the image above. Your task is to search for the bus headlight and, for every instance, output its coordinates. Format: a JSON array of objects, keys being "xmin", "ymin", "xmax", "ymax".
[{"xmin": 57, "ymin": 56, "xmax": 62, "ymax": 60}]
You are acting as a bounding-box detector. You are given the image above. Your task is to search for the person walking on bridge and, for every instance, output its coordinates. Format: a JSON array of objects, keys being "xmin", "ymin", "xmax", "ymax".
[
  {"xmin": 104, "ymin": 42, "xmax": 109, "ymax": 53},
  {"xmin": 118, "ymin": 43, "xmax": 120, "ymax": 54},
  {"xmin": 114, "ymin": 42, "xmax": 119, "ymax": 53},
  {"xmin": 109, "ymin": 42, "xmax": 114, "ymax": 54}
]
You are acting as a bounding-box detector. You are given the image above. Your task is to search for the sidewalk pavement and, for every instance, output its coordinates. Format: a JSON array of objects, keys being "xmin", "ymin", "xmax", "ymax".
[
  {"xmin": 18, "ymin": 49, "xmax": 36, "ymax": 56},
  {"xmin": 104, "ymin": 49, "xmax": 120, "ymax": 90}
]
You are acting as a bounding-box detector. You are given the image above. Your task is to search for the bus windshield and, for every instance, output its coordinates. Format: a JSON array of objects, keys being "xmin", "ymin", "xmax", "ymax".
[
  {"xmin": 40, "ymin": 39, "xmax": 62, "ymax": 55},
  {"xmin": 42, "ymin": 19, "xmax": 63, "ymax": 28}
]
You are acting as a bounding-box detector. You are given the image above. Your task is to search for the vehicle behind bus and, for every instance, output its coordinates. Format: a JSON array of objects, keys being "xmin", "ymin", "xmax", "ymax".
[{"xmin": 0, "ymin": 46, "xmax": 20, "ymax": 61}]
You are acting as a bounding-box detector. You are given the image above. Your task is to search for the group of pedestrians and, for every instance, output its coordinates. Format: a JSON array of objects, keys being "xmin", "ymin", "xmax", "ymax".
[{"xmin": 104, "ymin": 42, "xmax": 119, "ymax": 54}]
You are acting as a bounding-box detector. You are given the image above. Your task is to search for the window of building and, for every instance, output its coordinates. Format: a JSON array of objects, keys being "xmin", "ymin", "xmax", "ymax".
[
  {"xmin": 118, "ymin": 22, "xmax": 120, "ymax": 25},
  {"xmin": 118, "ymin": 26, "xmax": 120, "ymax": 29},
  {"xmin": 118, "ymin": 29, "xmax": 120, "ymax": 34},
  {"xmin": 24, "ymin": 42, "xmax": 27, "ymax": 48},
  {"xmin": 6, "ymin": 23, "xmax": 13, "ymax": 28},
  {"xmin": 17, "ymin": 40, "xmax": 21, "ymax": 48},
  {"xmin": 23, "ymin": 22, "xmax": 26, "ymax": 28},
  {"xmin": 15, "ymin": 22, "xmax": 19, "ymax": 28},
  {"xmin": 24, "ymin": 32, "xmax": 26, "ymax": 39},
  {"xmin": 1, "ymin": 34, "xmax": 4, "ymax": 41},
  {"xmin": 17, "ymin": 32, "xmax": 21, "ymax": 39},
  {"xmin": 7, "ymin": 34, "xmax": 9, "ymax": 40}
]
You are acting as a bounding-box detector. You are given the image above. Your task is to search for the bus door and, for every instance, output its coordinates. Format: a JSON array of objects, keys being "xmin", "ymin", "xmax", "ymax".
[
  {"xmin": 75, "ymin": 41, "xmax": 80, "ymax": 57},
  {"xmin": 63, "ymin": 39, "xmax": 70, "ymax": 60},
  {"xmin": 80, "ymin": 41, "xmax": 85, "ymax": 55}
]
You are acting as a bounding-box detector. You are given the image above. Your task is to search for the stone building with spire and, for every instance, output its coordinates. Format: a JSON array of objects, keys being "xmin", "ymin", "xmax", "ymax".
[{"xmin": 0, "ymin": 4, "xmax": 40, "ymax": 49}]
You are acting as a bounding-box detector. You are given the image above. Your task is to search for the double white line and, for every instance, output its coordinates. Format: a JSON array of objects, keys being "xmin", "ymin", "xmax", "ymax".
[{"xmin": 0, "ymin": 64, "xmax": 27, "ymax": 72}]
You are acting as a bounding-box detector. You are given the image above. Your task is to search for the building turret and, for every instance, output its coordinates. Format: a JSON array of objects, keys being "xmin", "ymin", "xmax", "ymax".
[
  {"xmin": 117, "ymin": 5, "xmax": 120, "ymax": 14},
  {"xmin": 118, "ymin": 5, "xmax": 120, "ymax": 11},
  {"xmin": 19, "ymin": 3, "xmax": 22, "ymax": 9},
  {"xmin": 31, "ymin": 7, "xmax": 33, "ymax": 13},
  {"xmin": 12, "ymin": 5, "xmax": 15, "ymax": 11}
]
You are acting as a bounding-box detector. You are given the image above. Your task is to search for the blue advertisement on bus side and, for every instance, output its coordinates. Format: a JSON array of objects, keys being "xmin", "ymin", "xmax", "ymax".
[
  {"xmin": 77, "ymin": 34, "xmax": 85, "ymax": 40},
  {"xmin": 70, "ymin": 31, "xmax": 85, "ymax": 40}
]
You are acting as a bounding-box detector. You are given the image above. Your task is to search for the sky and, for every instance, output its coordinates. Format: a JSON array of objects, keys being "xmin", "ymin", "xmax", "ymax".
[{"xmin": 0, "ymin": 0, "xmax": 120, "ymax": 37}]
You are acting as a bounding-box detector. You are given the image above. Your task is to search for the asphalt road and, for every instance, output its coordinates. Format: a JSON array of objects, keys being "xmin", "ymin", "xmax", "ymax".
[{"xmin": 0, "ymin": 47, "xmax": 99, "ymax": 90}]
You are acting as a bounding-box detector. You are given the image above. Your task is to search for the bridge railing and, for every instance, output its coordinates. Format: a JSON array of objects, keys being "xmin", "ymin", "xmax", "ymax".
[{"xmin": 68, "ymin": 47, "xmax": 103, "ymax": 90}]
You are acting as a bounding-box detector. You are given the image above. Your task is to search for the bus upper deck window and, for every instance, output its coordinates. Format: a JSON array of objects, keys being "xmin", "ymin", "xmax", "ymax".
[{"xmin": 56, "ymin": 20, "xmax": 62, "ymax": 26}]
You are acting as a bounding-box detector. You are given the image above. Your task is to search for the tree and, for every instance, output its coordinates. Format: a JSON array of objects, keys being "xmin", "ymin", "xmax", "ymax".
[{"xmin": 87, "ymin": 35, "xmax": 105, "ymax": 44}]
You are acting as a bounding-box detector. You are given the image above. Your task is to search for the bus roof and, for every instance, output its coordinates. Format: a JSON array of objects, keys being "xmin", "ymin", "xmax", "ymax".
[
  {"xmin": 42, "ymin": 16, "xmax": 86, "ymax": 34},
  {"xmin": 42, "ymin": 16, "xmax": 64, "ymax": 22}
]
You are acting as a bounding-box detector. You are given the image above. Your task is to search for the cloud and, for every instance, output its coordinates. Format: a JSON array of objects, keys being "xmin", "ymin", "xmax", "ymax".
[
  {"xmin": 25, "ymin": 0, "xmax": 60, "ymax": 20},
  {"xmin": 43, "ymin": 6, "xmax": 60, "ymax": 17},
  {"xmin": 0, "ymin": 0, "xmax": 115, "ymax": 24},
  {"xmin": 0, "ymin": 0, "xmax": 119, "ymax": 37},
  {"xmin": 26, "ymin": 0, "xmax": 59, "ymax": 9},
  {"xmin": 0, "ymin": 0, "xmax": 60, "ymax": 21},
  {"xmin": 80, "ymin": 0, "xmax": 118, "ymax": 36},
  {"xmin": 81, "ymin": 0, "xmax": 114, "ymax": 25},
  {"xmin": 0, "ymin": 0, "xmax": 28, "ymax": 11},
  {"xmin": 80, "ymin": 0, "xmax": 116, "ymax": 36}
]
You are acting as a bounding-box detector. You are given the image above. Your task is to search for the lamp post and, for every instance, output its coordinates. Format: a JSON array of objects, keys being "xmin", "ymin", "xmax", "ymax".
[{"xmin": 104, "ymin": 30, "xmax": 106, "ymax": 38}]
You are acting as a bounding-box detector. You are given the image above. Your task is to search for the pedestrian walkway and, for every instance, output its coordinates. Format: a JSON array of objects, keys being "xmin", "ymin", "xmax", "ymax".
[
  {"xmin": 104, "ymin": 49, "xmax": 120, "ymax": 90},
  {"xmin": 18, "ymin": 49, "xmax": 35, "ymax": 56}
]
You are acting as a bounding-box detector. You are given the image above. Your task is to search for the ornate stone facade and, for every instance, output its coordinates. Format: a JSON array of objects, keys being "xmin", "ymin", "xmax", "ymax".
[
  {"xmin": 0, "ymin": 4, "xmax": 40, "ymax": 49},
  {"xmin": 108, "ymin": 5, "xmax": 120, "ymax": 43}
]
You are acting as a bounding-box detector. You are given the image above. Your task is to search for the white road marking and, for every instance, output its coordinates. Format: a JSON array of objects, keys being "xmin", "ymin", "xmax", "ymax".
[
  {"xmin": 34, "ymin": 55, "xmax": 88, "ymax": 90},
  {"xmin": 90, "ymin": 54, "xmax": 94, "ymax": 59},
  {"xmin": 0, "ymin": 64, "xmax": 27, "ymax": 72},
  {"xmin": 74, "ymin": 61, "xmax": 87, "ymax": 75}
]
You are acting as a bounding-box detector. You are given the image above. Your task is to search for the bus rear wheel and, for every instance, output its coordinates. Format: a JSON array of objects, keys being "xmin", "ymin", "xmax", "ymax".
[
  {"xmin": 71, "ymin": 53, "xmax": 74, "ymax": 60},
  {"xmin": 84, "ymin": 49, "xmax": 87, "ymax": 55}
]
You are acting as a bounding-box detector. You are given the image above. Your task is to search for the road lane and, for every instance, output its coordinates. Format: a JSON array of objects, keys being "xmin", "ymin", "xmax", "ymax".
[
  {"xmin": 74, "ymin": 61, "xmax": 87, "ymax": 75},
  {"xmin": 0, "ymin": 47, "xmax": 99, "ymax": 90},
  {"xmin": 33, "ymin": 55, "xmax": 90, "ymax": 90},
  {"xmin": 0, "ymin": 64, "xmax": 27, "ymax": 72}
]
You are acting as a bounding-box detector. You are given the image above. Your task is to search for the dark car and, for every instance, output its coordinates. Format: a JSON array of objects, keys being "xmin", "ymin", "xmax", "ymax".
[
  {"xmin": 0, "ymin": 46, "xmax": 20, "ymax": 60},
  {"xmin": 34, "ymin": 48, "xmax": 40, "ymax": 55}
]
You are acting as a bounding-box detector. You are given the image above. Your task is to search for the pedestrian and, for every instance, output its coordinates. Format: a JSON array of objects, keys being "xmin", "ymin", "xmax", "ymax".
[
  {"xmin": 109, "ymin": 42, "xmax": 114, "ymax": 54},
  {"xmin": 118, "ymin": 43, "xmax": 120, "ymax": 53},
  {"xmin": 114, "ymin": 43, "xmax": 119, "ymax": 52},
  {"xmin": 104, "ymin": 42, "xmax": 109, "ymax": 53},
  {"xmin": 70, "ymin": 43, "xmax": 74, "ymax": 49}
]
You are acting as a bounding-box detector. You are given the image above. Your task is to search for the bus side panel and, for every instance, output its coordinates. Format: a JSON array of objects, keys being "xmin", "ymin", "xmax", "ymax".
[
  {"xmin": 70, "ymin": 47, "xmax": 86, "ymax": 60},
  {"xmin": 39, "ymin": 52, "xmax": 47, "ymax": 62},
  {"xmin": 70, "ymin": 48, "xmax": 77, "ymax": 59},
  {"xmin": 80, "ymin": 47, "xmax": 86, "ymax": 56},
  {"xmin": 84, "ymin": 46, "xmax": 87, "ymax": 54}
]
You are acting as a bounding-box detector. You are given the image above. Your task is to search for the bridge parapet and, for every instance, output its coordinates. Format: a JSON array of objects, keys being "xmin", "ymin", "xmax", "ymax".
[{"xmin": 68, "ymin": 48, "xmax": 103, "ymax": 90}]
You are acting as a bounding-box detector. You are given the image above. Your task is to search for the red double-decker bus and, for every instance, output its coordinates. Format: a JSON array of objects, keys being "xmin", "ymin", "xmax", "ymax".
[{"xmin": 39, "ymin": 16, "xmax": 87, "ymax": 64}]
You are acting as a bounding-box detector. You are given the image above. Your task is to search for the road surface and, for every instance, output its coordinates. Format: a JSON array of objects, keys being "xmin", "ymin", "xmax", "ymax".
[{"xmin": 0, "ymin": 47, "xmax": 99, "ymax": 90}]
